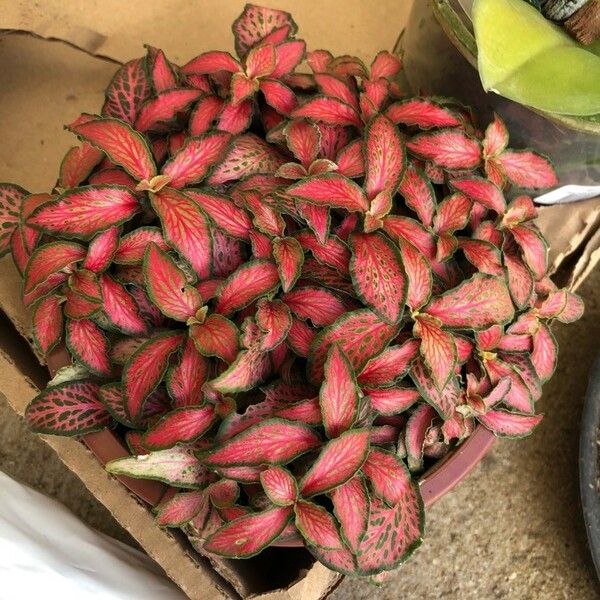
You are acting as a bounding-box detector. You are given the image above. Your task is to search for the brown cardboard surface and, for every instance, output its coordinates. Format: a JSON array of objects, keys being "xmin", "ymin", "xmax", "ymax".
[{"xmin": 0, "ymin": 1, "xmax": 599, "ymax": 598}]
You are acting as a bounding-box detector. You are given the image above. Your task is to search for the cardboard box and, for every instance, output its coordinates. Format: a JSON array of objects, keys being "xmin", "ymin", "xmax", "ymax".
[{"xmin": 0, "ymin": 1, "xmax": 599, "ymax": 598}]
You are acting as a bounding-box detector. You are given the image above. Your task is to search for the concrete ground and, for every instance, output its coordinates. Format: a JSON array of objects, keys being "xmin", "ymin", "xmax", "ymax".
[{"xmin": 1, "ymin": 268, "xmax": 599, "ymax": 599}]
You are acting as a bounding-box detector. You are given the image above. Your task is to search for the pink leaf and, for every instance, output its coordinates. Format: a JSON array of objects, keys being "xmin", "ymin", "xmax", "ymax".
[
  {"xmin": 433, "ymin": 194, "xmax": 472, "ymax": 235},
  {"xmin": 288, "ymin": 174, "xmax": 368, "ymax": 212},
  {"xmin": 363, "ymin": 449, "xmax": 413, "ymax": 505},
  {"xmin": 320, "ymin": 345, "xmax": 360, "ymax": 438},
  {"xmin": 309, "ymin": 309, "xmax": 400, "ymax": 383},
  {"xmin": 146, "ymin": 46, "xmax": 177, "ymax": 92},
  {"xmin": 497, "ymin": 151, "xmax": 558, "ymax": 189},
  {"xmin": 150, "ymin": 188, "xmax": 212, "ymax": 279},
  {"xmin": 300, "ymin": 430, "xmax": 370, "ymax": 496},
  {"xmin": 69, "ymin": 117, "xmax": 156, "ymax": 181},
  {"xmin": 483, "ymin": 357, "xmax": 534, "ymax": 413},
  {"xmin": 204, "ymin": 505, "xmax": 293, "ymax": 558},
  {"xmin": 271, "ymin": 40, "xmax": 306, "ymax": 78},
  {"xmin": 217, "ymin": 100, "xmax": 254, "ymax": 135},
  {"xmin": 123, "ymin": 332, "xmax": 184, "ymax": 421},
  {"xmin": 156, "ymin": 490, "xmax": 208, "ymax": 527},
  {"xmin": 296, "ymin": 201, "xmax": 331, "ymax": 243},
  {"xmin": 190, "ymin": 314, "xmax": 239, "ymax": 364},
  {"xmin": 414, "ymin": 315, "xmax": 457, "ymax": 391},
  {"xmin": 405, "ymin": 403, "xmax": 435, "ymax": 471},
  {"xmin": 357, "ymin": 339, "xmax": 420, "ymax": 387},
  {"xmin": 162, "ymin": 132, "xmax": 231, "ymax": 188},
  {"xmin": 396, "ymin": 240, "xmax": 432, "ymax": 311},
  {"xmin": 382, "ymin": 215, "xmax": 436, "ymax": 259},
  {"xmin": 285, "ymin": 119, "xmax": 320, "ymax": 167},
  {"xmin": 143, "ymin": 405, "xmax": 216, "ymax": 450},
  {"xmin": 26, "ymin": 381, "xmax": 110, "ymax": 436},
  {"xmin": 66, "ymin": 319, "xmax": 110, "ymax": 376},
  {"xmin": 283, "ymin": 286, "xmax": 346, "ymax": 328},
  {"xmin": 102, "ymin": 58, "xmax": 151, "ymax": 124},
  {"xmin": 232, "ymin": 5, "xmax": 297, "ymax": 58},
  {"xmin": 59, "ymin": 143, "xmax": 104, "ymax": 189},
  {"xmin": 458, "ymin": 238, "xmax": 503, "ymax": 276},
  {"xmin": 260, "ymin": 79, "xmax": 297, "ymax": 114},
  {"xmin": 260, "ymin": 466, "xmax": 298, "ymax": 506},
  {"xmin": 143, "ymin": 243, "xmax": 202, "ymax": 321},
  {"xmin": 189, "ymin": 96, "xmax": 225, "ymax": 136},
  {"xmin": 183, "ymin": 51, "xmax": 240, "ymax": 75},
  {"xmin": 167, "ymin": 337, "xmax": 209, "ymax": 407},
  {"xmin": 205, "ymin": 419, "xmax": 321, "ymax": 467},
  {"xmin": 478, "ymin": 410, "xmax": 543, "ymax": 438},
  {"xmin": 355, "ymin": 492, "xmax": 423, "ymax": 575},
  {"xmin": 292, "ymin": 97, "xmax": 362, "ymax": 128},
  {"xmin": 208, "ymin": 134, "xmax": 284, "ymax": 185},
  {"xmin": 294, "ymin": 231, "xmax": 350, "ymax": 272},
  {"xmin": 407, "ymin": 129, "xmax": 480, "ymax": 170},
  {"xmin": 531, "ymin": 323, "xmax": 557, "ymax": 382},
  {"xmin": 510, "ymin": 225, "xmax": 548, "ymax": 280},
  {"xmin": 0, "ymin": 183, "xmax": 27, "ymax": 256},
  {"xmin": 364, "ymin": 114, "xmax": 404, "ymax": 199},
  {"xmin": 386, "ymin": 99, "xmax": 461, "ymax": 129},
  {"xmin": 366, "ymin": 387, "xmax": 420, "ymax": 415},
  {"xmin": 287, "ymin": 317, "xmax": 317, "ymax": 357},
  {"xmin": 425, "ymin": 273, "xmax": 514, "ymax": 329},
  {"xmin": 135, "ymin": 89, "xmax": 201, "ymax": 132},
  {"xmin": 28, "ymin": 185, "xmax": 139, "ymax": 239},
  {"xmin": 32, "ymin": 294, "xmax": 63, "ymax": 355},
  {"xmin": 349, "ymin": 232, "xmax": 406, "ymax": 324},
  {"xmin": 410, "ymin": 358, "xmax": 460, "ymax": 419},
  {"xmin": 336, "ymin": 140, "xmax": 365, "ymax": 178},
  {"xmin": 482, "ymin": 114, "xmax": 509, "ymax": 158},
  {"xmin": 273, "ymin": 236, "xmax": 304, "ymax": 292},
  {"xmin": 24, "ymin": 241, "xmax": 86, "ymax": 295},
  {"xmin": 314, "ymin": 73, "xmax": 359, "ymax": 110},
  {"xmin": 208, "ymin": 344, "xmax": 271, "ymax": 393},
  {"xmin": 83, "ymin": 227, "xmax": 120, "ymax": 273},
  {"xmin": 245, "ymin": 43, "xmax": 276, "ymax": 79},
  {"xmin": 295, "ymin": 501, "xmax": 342, "ymax": 550},
  {"xmin": 504, "ymin": 250, "xmax": 534, "ymax": 309},
  {"xmin": 330, "ymin": 477, "xmax": 368, "ymax": 553},
  {"xmin": 215, "ymin": 260, "xmax": 279, "ymax": 315},
  {"xmin": 114, "ymin": 227, "xmax": 168, "ymax": 264},
  {"xmin": 449, "ymin": 177, "xmax": 505, "ymax": 214},
  {"xmin": 398, "ymin": 163, "xmax": 436, "ymax": 227},
  {"xmin": 256, "ymin": 299, "xmax": 292, "ymax": 351}
]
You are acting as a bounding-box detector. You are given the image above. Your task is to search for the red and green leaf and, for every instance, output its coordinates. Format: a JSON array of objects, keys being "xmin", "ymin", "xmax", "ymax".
[
  {"xmin": 190, "ymin": 314, "xmax": 239, "ymax": 364},
  {"xmin": 497, "ymin": 151, "xmax": 557, "ymax": 189},
  {"xmin": 288, "ymin": 174, "xmax": 368, "ymax": 212},
  {"xmin": 99, "ymin": 274, "xmax": 147, "ymax": 335},
  {"xmin": 425, "ymin": 274, "xmax": 514, "ymax": 329},
  {"xmin": 386, "ymin": 98, "xmax": 461, "ymax": 129},
  {"xmin": 150, "ymin": 188, "xmax": 212, "ymax": 279},
  {"xmin": 215, "ymin": 260, "xmax": 280, "ymax": 315},
  {"xmin": 256, "ymin": 299, "xmax": 292, "ymax": 351},
  {"xmin": 32, "ymin": 294, "xmax": 64, "ymax": 355},
  {"xmin": 143, "ymin": 405, "xmax": 216, "ymax": 450},
  {"xmin": 273, "ymin": 236, "xmax": 304, "ymax": 292},
  {"xmin": 309, "ymin": 309, "xmax": 400, "ymax": 383},
  {"xmin": 330, "ymin": 477, "xmax": 369, "ymax": 553},
  {"xmin": 292, "ymin": 97, "xmax": 362, "ymax": 128},
  {"xmin": 365, "ymin": 387, "xmax": 420, "ymax": 415},
  {"xmin": 398, "ymin": 163, "xmax": 436, "ymax": 227},
  {"xmin": 295, "ymin": 501, "xmax": 343, "ymax": 549},
  {"xmin": 123, "ymin": 331, "xmax": 184, "ymax": 421},
  {"xmin": 28, "ymin": 185, "xmax": 139, "ymax": 239},
  {"xmin": 449, "ymin": 177, "xmax": 505, "ymax": 214},
  {"xmin": 405, "ymin": 403, "xmax": 435, "ymax": 471},
  {"xmin": 478, "ymin": 410, "xmax": 543, "ymax": 438},
  {"xmin": 260, "ymin": 466, "xmax": 298, "ymax": 506},
  {"xmin": 161, "ymin": 132, "xmax": 231, "ymax": 188},
  {"xmin": 208, "ymin": 344, "xmax": 271, "ymax": 393},
  {"xmin": 410, "ymin": 358, "xmax": 460, "ymax": 419},
  {"xmin": 69, "ymin": 117, "xmax": 156, "ymax": 181},
  {"xmin": 66, "ymin": 319, "xmax": 111, "ymax": 376},
  {"xmin": 135, "ymin": 89, "xmax": 201, "ymax": 132},
  {"xmin": 357, "ymin": 339, "xmax": 420, "ymax": 387},
  {"xmin": 25, "ymin": 381, "xmax": 110, "ymax": 436},
  {"xmin": 319, "ymin": 344, "xmax": 360, "ymax": 438},
  {"xmin": 283, "ymin": 286, "xmax": 346, "ymax": 327},
  {"xmin": 204, "ymin": 505, "xmax": 293, "ymax": 558},
  {"xmin": 300, "ymin": 430, "xmax": 370, "ymax": 496},
  {"xmin": 114, "ymin": 227, "xmax": 169, "ymax": 265},
  {"xmin": 143, "ymin": 243, "xmax": 202, "ymax": 321},
  {"xmin": 156, "ymin": 490, "xmax": 208, "ymax": 527},
  {"xmin": 204, "ymin": 419, "xmax": 321, "ymax": 467},
  {"xmin": 510, "ymin": 225, "xmax": 548, "ymax": 280},
  {"xmin": 24, "ymin": 241, "xmax": 86, "ymax": 295},
  {"xmin": 407, "ymin": 129, "xmax": 480, "ymax": 170},
  {"xmin": 414, "ymin": 315, "xmax": 457, "ymax": 391},
  {"xmin": 83, "ymin": 227, "xmax": 120, "ymax": 273},
  {"xmin": 102, "ymin": 58, "xmax": 151, "ymax": 124},
  {"xmin": 349, "ymin": 232, "xmax": 406, "ymax": 324}
]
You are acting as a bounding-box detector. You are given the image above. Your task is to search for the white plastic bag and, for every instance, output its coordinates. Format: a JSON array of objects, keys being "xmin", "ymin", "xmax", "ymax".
[{"xmin": 0, "ymin": 470, "xmax": 186, "ymax": 600}]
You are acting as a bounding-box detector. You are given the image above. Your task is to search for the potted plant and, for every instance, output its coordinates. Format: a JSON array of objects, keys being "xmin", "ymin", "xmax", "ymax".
[{"xmin": 0, "ymin": 3, "xmax": 583, "ymax": 582}]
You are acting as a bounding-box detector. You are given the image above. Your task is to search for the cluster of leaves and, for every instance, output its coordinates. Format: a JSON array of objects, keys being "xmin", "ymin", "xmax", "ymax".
[{"xmin": 0, "ymin": 4, "xmax": 583, "ymax": 579}]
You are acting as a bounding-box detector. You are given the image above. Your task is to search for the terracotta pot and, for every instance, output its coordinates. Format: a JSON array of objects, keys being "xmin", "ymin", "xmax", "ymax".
[{"xmin": 46, "ymin": 347, "xmax": 495, "ymax": 511}]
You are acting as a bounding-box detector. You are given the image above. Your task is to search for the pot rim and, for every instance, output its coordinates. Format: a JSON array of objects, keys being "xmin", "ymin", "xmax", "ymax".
[{"xmin": 46, "ymin": 346, "xmax": 495, "ymax": 511}]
